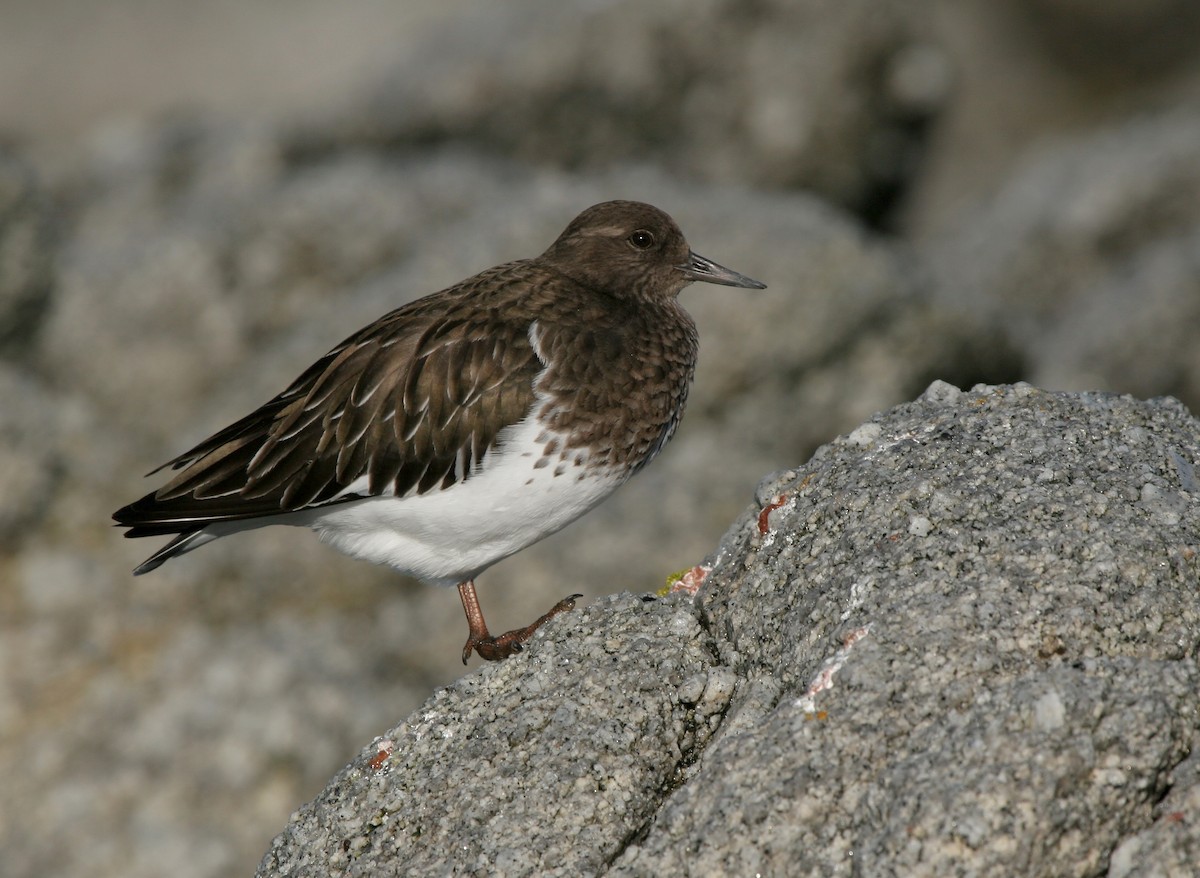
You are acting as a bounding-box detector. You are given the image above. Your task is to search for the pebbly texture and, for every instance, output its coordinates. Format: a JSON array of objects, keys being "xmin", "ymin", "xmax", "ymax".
[
  {"xmin": 258, "ymin": 383, "xmax": 1200, "ymax": 876},
  {"xmin": 258, "ymin": 593, "xmax": 726, "ymax": 877}
]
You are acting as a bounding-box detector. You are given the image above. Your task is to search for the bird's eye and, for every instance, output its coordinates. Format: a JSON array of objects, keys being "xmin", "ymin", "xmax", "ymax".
[{"xmin": 628, "ymin": 230, "xmax": 655, "ymax": 250}]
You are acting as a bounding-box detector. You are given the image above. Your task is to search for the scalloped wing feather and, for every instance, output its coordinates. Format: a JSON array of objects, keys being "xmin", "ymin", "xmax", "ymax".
[{"xmin": 114, "ymin": 288, "xmax": 543, "ymax": 531}]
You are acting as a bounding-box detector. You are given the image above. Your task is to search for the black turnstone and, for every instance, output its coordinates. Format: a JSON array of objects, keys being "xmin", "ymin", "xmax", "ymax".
[{"xmin": 114, "ymin": 200, "xmax": 766, "ymax": 663}]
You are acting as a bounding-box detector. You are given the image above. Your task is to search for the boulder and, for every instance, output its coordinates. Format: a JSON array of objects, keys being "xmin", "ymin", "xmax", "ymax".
[{"xmin": 257, "ymin": 383, "xmax": 1200, "ymax": 876}]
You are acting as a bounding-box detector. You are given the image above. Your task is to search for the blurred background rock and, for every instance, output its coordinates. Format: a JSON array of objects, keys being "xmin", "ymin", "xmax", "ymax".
[{"xmin": 0, "ymin": 1, "xmax": 1197, "ymax": 876}]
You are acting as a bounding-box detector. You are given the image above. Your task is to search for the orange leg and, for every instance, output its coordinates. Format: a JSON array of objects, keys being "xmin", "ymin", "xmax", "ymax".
[{"xmin": 457, "ymin": 580, "xmax": 582, "ymax": 664}]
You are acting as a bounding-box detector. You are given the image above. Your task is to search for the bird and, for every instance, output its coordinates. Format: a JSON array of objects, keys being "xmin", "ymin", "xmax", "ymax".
[{"xmin": 114, "ymin": 200, "xmax": 766, "ymax": 663}]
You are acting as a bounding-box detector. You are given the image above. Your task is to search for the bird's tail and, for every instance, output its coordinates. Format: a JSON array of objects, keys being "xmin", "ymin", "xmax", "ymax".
[{"xmin": 129, "ymin": 529, "xmax": 217, "ymax": 575}]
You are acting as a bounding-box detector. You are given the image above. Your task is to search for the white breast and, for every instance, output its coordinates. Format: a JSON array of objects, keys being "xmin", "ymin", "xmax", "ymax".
[{"xmin": 301, "ymin": 414, "xmax": 628, "ymax": 586}]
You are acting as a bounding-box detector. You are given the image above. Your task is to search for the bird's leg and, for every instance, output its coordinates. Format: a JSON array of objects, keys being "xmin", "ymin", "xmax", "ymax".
[{"xmin": 458, "ymin": 580, "xmax": 582, "ymax": 664}]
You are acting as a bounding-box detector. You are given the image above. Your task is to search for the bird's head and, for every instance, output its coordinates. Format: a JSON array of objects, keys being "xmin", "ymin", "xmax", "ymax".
[{"xmin": 542, "ymin": 200, "xmax": 766, "ymax": 301}]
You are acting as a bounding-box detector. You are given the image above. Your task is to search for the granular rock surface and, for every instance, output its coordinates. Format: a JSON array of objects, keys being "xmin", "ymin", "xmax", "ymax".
[{"xmin": 259, "ymin": 383, "xmax": 1200, "ymax": 876}]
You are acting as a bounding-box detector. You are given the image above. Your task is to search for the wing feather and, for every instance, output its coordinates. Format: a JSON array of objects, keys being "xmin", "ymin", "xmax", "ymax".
[{"xmin": 114, "ymin": 280, "xmax": 544, "ymax": 534}]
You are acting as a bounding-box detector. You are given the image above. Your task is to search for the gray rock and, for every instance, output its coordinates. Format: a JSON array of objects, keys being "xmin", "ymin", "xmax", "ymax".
[
  {"xmin": 1037, "ymin": 225, "xmax": 1200, "ymax": 409},
  {"xmin": 928, "ymin": 111, "xmax": 1200, "ymax": 412},
  {"xmin": 0, "ymin": 365, "xmax": 62, "ymax": 545},
  {"xmin": 297, "ymin": 0, "xmax": 948, "ymax": 219},
  {"xmin": 904, "ymin": 1, "xmax": 1200, "ymax": 241},
  {"xmin": 1109, "ymin": 748, "xmax": 1200, "ymax": 877},
  {"xmin": 0, "ymin": 147, "xmax": 55, "ymax": 360},
  {"xmin": 1013, "ymin": 0, "xmax": 1200, "ymax": 78},
  {"xmin": 0, "ymin": 610, "xmax": 435, "ymax": 878},
  {"xmin": 258, "ymin": 593, "xmax": 721, "ymax": 878},
  {"xmin": 257, "ymin": 383, "xmax": 1200, "ymax": 876}
]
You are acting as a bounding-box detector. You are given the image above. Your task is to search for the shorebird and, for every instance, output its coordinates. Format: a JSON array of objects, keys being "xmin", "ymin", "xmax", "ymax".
[{"xmin": 114, "ymin": 200, "xmax": 765, "ymax": 663}]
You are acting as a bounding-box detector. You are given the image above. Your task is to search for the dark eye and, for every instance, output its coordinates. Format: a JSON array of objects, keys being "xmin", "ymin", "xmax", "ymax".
[{"xmin": 628, "ymin": 230, "xmax": 655, "ymax": 250}]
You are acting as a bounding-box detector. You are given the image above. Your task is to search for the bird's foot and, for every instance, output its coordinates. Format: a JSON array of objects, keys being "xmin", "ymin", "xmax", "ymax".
[{"xmin": 461, "ymin": 593, "xmax": 583, "ymax": 664}]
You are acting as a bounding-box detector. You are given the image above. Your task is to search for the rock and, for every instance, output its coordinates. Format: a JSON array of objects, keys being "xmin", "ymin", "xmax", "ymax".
[
  {"xmin": 904, "ymin": 2, "xmax": 1200, "ymax": 240},
  {"xmin": 0, "ymin": 365, "xmax": 63, "ymax": 545},
  {"xmin": 928, "ymin": 111, "xmax": 1200, "ymax": 413},
  {"xmin": 1108, "ymin": 746, "xmax": 1200, "ymax": 877},
  {"xmin": 294, "ymin": 0, "xmax": 949, "ymax": 222},
  {"xmin": 1012, "ymin": 0, "xmax": 1200, "ymax": 78},
  {"xmin": 0, "ymin": 610, "xmax": 435, "ymax": 878},
  {"xmin": 256, "ymin": 383, "xmax": 1200, "ymax": 876},
  {"xmin": 259, "ymin": 593, "xmax": 721, "ymax": 878},
  {"xmin": 0, "ymin": 147, "xmax": 55, "ymax": 361}
]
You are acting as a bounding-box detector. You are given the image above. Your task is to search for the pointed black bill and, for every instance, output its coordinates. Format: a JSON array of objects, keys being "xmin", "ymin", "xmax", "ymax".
[{"xmin": 678, "ymin": 252, "xmax": 767, "ymax": 289}]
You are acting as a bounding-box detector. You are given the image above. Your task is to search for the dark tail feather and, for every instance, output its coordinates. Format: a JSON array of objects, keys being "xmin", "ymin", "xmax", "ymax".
[{"xmin": 131, "ymin": 530, "xmax": 209, "ymax": 575}]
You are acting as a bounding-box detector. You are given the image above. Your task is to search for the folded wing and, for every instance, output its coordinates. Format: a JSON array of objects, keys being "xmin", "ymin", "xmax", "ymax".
[{"xmin": 114, "ymin": 301, "xmax": 542, "ymax": 538}]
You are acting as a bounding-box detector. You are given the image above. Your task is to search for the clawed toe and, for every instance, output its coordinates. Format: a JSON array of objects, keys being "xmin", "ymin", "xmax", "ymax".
[
  {"xmin": 463, "ymin": 634, "xmax": 525, "ymax": 664},
  {"xmin": 459, "ymin": 589, "xmax": 584, "ymax": 664}
]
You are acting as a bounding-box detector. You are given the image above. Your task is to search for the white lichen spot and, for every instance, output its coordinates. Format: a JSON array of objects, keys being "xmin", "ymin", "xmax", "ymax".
[
  {"xmin": 795, "ymin": 625, "xmax": 871, "ymax": 715},
  {"xmin": 846, "ymin": 423, "xmax": 883, "ymax": 447},
  {"xmin": 842, "ymin": 577, "xmax": 873, "ymax": 621},
  {"xmin": 1034, "ymin": 689, "xmax": 1065, "ymax": 731},
  {"xmin": 908, "ymin": 515, "xmax": 933, "ymax": 537}
]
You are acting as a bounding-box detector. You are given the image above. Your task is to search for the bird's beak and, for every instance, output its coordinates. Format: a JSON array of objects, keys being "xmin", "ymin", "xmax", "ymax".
[{"xmin": 678, "ymin": 252, "xmax": 767, "ymax": 289}]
